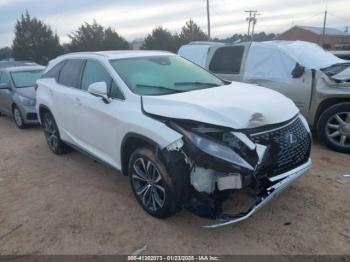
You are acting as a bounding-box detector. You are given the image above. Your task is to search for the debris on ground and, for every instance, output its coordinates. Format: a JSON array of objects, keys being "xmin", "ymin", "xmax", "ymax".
[
  {"xmin": 336, "ymin": 174, "xmax": 350, "ymax": 184},
  {"xmin": 0, "ymin": 224, "xmax": 23, "ymax": 241},
  {"xmin": 131, "ymin": 245, "xmax": 147, "ymax": 255}
]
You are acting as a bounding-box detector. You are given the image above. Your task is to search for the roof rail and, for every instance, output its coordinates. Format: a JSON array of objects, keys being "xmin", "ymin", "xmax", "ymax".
[{"xmin": 188, "ymin": 41, "xmax": 225, "ymax": 46}]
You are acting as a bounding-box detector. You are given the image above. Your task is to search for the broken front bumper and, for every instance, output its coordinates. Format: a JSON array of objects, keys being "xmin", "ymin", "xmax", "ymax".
[{"xmin": 203, "ymin": 159, "xmax": 312, "ymax": 228}]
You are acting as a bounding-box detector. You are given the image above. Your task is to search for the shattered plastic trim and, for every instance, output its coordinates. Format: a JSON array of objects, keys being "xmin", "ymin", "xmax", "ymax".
[{"xmin": 203, "ymin": 159, "xmax": 312, "ymax": 228}]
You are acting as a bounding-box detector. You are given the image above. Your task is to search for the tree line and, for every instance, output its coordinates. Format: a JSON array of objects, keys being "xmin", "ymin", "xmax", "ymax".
[{"xmin": 0, "ymin": 11, "xmax": 276, "ymax": 64}]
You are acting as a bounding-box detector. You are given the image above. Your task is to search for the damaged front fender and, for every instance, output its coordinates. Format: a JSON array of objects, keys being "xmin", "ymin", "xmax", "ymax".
[
  {"xmin": 164, "ymin": 121, "xmax": 268, "ymax": 220},
  {"xmin": 163, "ymin": 115, "xmax": 311, "ymax": 226}
]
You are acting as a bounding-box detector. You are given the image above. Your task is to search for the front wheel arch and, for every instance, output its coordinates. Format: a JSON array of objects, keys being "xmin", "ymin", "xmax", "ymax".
[{"xmin": 120, "ymin": 133, "xmax": 161, "ymax": 176}]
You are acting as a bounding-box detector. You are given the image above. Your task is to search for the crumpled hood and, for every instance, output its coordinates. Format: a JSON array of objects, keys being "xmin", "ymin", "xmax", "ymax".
[
  {"xmin": 142, "ymin": 82, "xmax": 299, "ymax": 129},
  {"xmin": 15, "ymin": 86, "xmax": 36, "ymax": 99},
  {"xmin": 331, "ymin": 67, "xmax": 350, "ymax": 81}
]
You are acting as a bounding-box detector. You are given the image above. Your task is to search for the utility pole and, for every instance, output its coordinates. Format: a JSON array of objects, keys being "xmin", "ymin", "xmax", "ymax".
[
  {"xmin": 321, "ymin": 10, "xmax": 328, "ymax": 47},
  {"xmin": 245, "ymin": 10, "xmax": 254, "ymax": 37},
  {"xmin": 251, "ymin": 12, "xmax": 260, "ymax": 41},
  {"xmin": 207, "ymin": 0, "xmax": 211, "ymax": 40},
  {"xmin": 245, "ymin": 10, "xmax": 259, "ymax": 40}
]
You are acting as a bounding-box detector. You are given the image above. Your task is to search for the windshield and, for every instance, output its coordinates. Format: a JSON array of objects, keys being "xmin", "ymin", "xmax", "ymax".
[
  {"xmin": 110, "ymin": 55, "xmax": 224, "ymax": 96},
  {"xmin": 11, "ymin": 70, "xmax": 43, "ymax": 88}
]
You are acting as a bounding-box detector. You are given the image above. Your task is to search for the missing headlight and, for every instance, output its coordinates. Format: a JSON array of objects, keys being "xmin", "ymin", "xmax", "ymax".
[{"xmin": 169, "ymin": 122, "xmax": 259, "ymax": 172}]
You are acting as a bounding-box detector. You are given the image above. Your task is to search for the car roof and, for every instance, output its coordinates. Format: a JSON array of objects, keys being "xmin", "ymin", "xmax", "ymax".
[
  {"xmin": 183, "ymin": 41, "xmax": 251, "ymax": 47},
  {"xmin": 0, "ymin": 61, "xmax": 39, "ymax": 69},
  {"xmin": 2, "ymin": 65, "xmax": 45, "ymax": 72},
  {"xmin": 57, "ymin": 50, "xmax": 174, "ymax": 61}
]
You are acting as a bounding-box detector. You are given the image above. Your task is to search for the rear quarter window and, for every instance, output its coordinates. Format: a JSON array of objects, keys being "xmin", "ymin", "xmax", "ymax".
[
  {"xmin": 42, "ymin": 61, "xmax": 66, "ymax": 81},
  {"xmin": 209, "ymin": 46, "xmax": 244, "ymax": 74},
  {"xmin": 58, "ymin": 59, "xmax": 85, "ymax": 89}
]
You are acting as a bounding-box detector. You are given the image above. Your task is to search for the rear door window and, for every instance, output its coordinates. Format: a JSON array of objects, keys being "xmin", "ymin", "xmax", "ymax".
[
  {"xmin": 209, "ymin": 46, "xmax": 244, "ymax": 74},
  {"xmin": 58, "ymin": 59, "xmax": 84, "ymax": 88}
]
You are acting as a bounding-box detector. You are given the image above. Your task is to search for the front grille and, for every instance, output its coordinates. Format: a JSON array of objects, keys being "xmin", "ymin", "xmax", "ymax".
[{"xmin": 250, "ymin": 117, "xmax": 311, "ymax": 177}]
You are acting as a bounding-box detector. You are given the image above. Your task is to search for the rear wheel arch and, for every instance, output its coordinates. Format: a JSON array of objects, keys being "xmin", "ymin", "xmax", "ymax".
[{"xmin": 120, "ymin": 133, "xmax": 161, "ymax": 176}]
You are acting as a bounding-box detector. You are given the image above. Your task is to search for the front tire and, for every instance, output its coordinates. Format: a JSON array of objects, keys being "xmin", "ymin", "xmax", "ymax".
[
  {"xmin": 317, "ymin": 102, "xmax": 350, "ymax": 154},
  {"xmin": 13, "ymin": 105, "xmax": 27, "ymax": 129},
  {"xmin": 41, "ymin": 110, "xmax": 71, "ymax": 155},
  {"xmin": 128, "ymin": 147, "xmax": 179, "ymax": 218}
]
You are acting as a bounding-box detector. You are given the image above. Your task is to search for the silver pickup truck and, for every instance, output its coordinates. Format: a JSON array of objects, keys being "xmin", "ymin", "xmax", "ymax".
[{"xmin": 179, "ymin": 41, "xmax": 350, "ymax": 153}]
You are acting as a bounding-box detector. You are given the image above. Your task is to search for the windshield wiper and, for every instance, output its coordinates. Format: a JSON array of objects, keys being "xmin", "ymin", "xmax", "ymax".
[
  {"xmin": 136, "ymin": 84, "xmax": 184, "ymax": 93},
  {"xmin": 174, "ymin": 81, "xmax": 220, "ymax": 87}
]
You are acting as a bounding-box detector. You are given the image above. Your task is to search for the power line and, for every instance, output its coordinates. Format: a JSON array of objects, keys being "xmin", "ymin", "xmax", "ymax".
[
  {"xmin": 327, "ymin": 12, "xmax": 350, "ymax": 24},
  {"xmin": 293, "ymin": 12, "xmax": 324, "ymax": 24}
]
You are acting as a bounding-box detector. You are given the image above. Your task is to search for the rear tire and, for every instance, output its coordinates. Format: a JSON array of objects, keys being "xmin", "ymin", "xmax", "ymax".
[
  {"xmin": 41, "ymin": 110, "xmax": 72, "ymax": 155},
  {"xmin": 317, "ymin": 102, "xmax": 350, "ymax": 154},
  {"xmin": 13, "ymin": 105, "xmax": 27, "ymax": 129},
  {"xmin": 128, "ymin": 147, "xmax": 180, "ymax": 218}
]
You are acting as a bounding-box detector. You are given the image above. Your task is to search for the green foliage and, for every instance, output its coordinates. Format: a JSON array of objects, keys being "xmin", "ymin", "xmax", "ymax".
[
  {"xmin": 141, "ymin": 27, "xmax": 178, "ymax": 52},
  {"xmin": 68, "ymin": 21, "xmax": 129, "ymax": 52},
  {"xmin": 0, "ymin": 47, "xmax": 13, "ymax": 60},
  {"xmin": 141, "ymin": 20, "xmax": 207, "ymax": 52},
  {"xmin": 216, "ymin": 32, "xmax": 276, "ymax": 43},
  {"xmin": 178, "ymin": 19, "xmax": 208, "ymax": 45},
  {"xmin": 12, "ymin": 11, "xmax": 62, "ymax": 65}
]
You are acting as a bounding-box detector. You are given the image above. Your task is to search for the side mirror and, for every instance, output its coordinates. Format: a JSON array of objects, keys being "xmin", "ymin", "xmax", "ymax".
[
  {"xmin": 292, "ymin": 63, "xmax": 305, "ymax": 78},
  {"xmin": 0, "ymin": 83, "xmax": 9, "ymax": 90},
  {"xmin": 88, "ymin": 82, "xmax": 110, "ymax": 103}
]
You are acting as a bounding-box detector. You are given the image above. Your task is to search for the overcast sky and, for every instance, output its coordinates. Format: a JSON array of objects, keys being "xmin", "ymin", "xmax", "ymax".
[{"xmin": 0, "ymin": 0, "xmax": 349, "ymax": 47}]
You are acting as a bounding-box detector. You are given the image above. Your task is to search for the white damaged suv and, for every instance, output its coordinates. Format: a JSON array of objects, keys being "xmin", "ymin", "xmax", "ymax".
[{"xmin": 36, "ymin": 51, "xmax": 312, "ymax": 227}]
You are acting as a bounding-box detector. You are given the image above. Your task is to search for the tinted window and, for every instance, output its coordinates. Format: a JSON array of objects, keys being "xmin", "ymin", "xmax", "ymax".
[
  {"xmin": 58, "ymin": 59, "xmax": 84, "ymax": 88},
  {"xmin": 42, "ymin": 61, "xmax": 66, "ymax": 81},
  {"xmin": 209, "ymin": 46, "xmax": 244, "ymax": 74},
  {"xmin": 0, "ymin": 72, "xmax": 10, "ymax": 85},
  {"xmin": 11, "ymin": 70, "xmax": 43, "ymax": 88},
  {"xmin": 110, "ymin": 81, "xmax": 124, "ymax": 99},
  {"xmin": 82, "ymin": 60, "xmax": 124, "ymax": 99}
]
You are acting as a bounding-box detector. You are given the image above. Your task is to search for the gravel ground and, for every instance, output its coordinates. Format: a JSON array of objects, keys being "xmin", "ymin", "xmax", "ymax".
[{"xmin": 0, "ymin": 115, "xmax": 349, "ymax": 255}]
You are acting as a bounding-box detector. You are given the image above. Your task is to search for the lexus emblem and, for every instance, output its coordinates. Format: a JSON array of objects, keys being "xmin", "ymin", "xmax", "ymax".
[{"xmin": 286, "ymin": 133, "xmax": 298, "ymax": 145}]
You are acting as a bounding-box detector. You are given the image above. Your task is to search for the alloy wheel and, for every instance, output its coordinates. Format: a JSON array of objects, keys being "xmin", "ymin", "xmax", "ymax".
[
  {"xmin": 13, "ymin": 107, "xmax": 23, "ymax": 127},
  {"xmin": 326, "ymin": 112, "xmax": 350, "ymax": 147},
  {"xmin": 131, "ymin": 157, "xmax": 166, "ymax": 212},
  {"xmin": 43, "ymin": 113, "xmax": 59, "ymax": 152}
]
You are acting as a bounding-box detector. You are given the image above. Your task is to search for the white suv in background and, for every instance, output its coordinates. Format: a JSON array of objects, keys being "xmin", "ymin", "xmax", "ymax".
[{"xmin": 36, "ymin": 51, "xmax": 312, "ymax": 227}]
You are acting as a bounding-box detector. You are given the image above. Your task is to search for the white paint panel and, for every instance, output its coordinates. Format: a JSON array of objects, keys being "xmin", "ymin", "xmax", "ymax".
[{"xmin": 143, "ymin": 82, "xmax": 299, "ymax": 129}]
